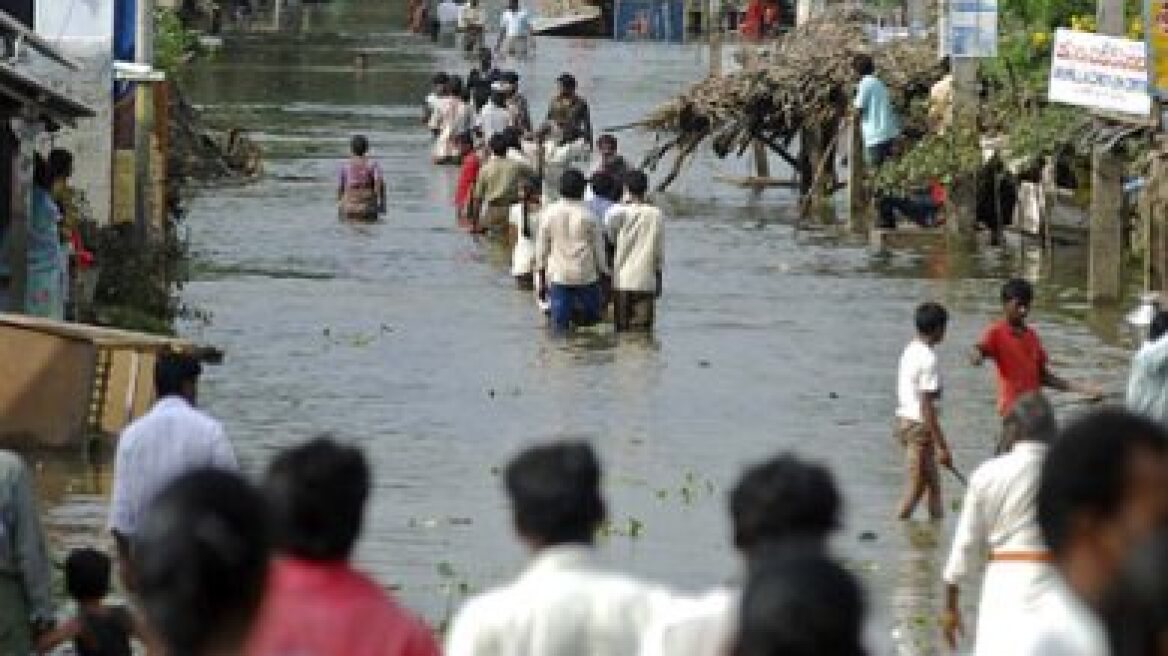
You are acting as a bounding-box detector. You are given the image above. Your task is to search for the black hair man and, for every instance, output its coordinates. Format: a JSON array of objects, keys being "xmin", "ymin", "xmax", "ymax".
[{"xmin": 535, "ymin": 168, "xmax": 609, "ymax": 332}]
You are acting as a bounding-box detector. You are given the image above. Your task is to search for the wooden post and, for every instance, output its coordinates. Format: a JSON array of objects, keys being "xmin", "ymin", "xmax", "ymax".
[
  {"xmin": 1143, "ymin": 151, "xmax": 1165, "ymax": 292},
  {"xmin": 847, "ymin": 117, "xmax": 869, "ymax": 233},
  {"xmin": 1090, "ymin": 0, "xmax": 1126, "ymax": 302},
  {"xmin": 946, "ymin": 58, "xmax": 978, "ymax": 236},
  {"xmin": 753, "ymin": 139, "xmax": 770, "ymax": 179}
]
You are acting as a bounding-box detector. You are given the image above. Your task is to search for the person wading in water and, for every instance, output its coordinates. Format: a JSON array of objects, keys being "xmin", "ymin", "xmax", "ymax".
[{"xmin": 337, "ymin": 135, "xmax": 387, "ymax": 222}]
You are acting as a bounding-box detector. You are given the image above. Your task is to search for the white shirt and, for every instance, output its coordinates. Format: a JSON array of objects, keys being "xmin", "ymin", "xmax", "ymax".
[
  {"xmin": 1012, "ymin": 576, "xmax": 1109, "ymax": 656},
  {"xmin": 478, "ymin": 103, "xmax": 513, "ymax": 144},
  {"xmin": 437, "ymin": 0, "xmax": 460, "ymax": 24},
  {"xmin": 896, "ymin": 338, "xmax": 940, "ymax": 423},
  {"xmin": 509, "ymin": 202, "xmax": 542, "ymax": 276},
  {"xmin": 459, "ymin": 3, "xmax": 484, "ymax": 28},
  {"xmin": 943, "ymin": 442, "xmax": 1049, "ymax": 586},
  {"xmin": 108, "ymin": 396, "xmax": 238, "ymax": 536},
  {"xmin": 445, "ymin": 545, "xmax": 673, "ymax": 656},
  {"xmin": 536, "ymin": 199, "xmax": 609, "ymax": 286},
  {"xmin": 638, "ymin": 587, "xmax": 735, "ymax": 656},
  {"xmin": 608, "ymin": 202, "xmax": 663, "ymax": 293},
  {"xmin": 500, "ymin": 9, "xmax": 533, "ymax": 38}
]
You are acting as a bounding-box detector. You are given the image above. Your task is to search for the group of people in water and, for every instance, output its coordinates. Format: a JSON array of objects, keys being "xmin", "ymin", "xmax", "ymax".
[{"xmin": 337, "ymin": 48, "xmax": 662, "ymax": 332}]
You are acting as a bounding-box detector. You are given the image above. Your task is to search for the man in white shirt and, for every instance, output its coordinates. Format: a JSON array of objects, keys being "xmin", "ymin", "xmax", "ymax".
[
  {"xmin": 639, "ymin": 454, "xmax": 841, "ymax": 656},
  {"xmin": 1015, "ymin": 409, "xmax": 1168, "ymax": 655},
  {"xmin": 477, "ymin": 87, "xmax": 514, "ymax": 147},
  {"xmin": 108, "ymin": 352, "xmax": 238, "ymax": 582},
  {"xmin": 536, "ymin": 169, "xmax": 608, "ymax": 333},
  {"xmin": 607, "ymin": 170, "xmax": 662, "ymax": 332},
  {"xmin": 445, "ymin": 441, "xmax": 671, "ymax": 656},
  {"xmin": 942, "ymin": 392, "xmax": 1059, "ymax": 655},
  {"xmin": 495, "ymin": 0, "xmax": 534, "ymax": 60},
  {"xmin": 894, "ymin": 302, "xmax": 953, "ymax": 520}
]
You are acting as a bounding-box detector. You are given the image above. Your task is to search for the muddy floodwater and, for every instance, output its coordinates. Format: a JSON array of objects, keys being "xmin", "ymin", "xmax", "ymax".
[{"xmin": 29, "ymin": 2, "xmax": 1147, "ymax": 653}]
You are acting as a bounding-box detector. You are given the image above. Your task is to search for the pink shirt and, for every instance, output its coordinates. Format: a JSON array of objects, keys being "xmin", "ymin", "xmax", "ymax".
[{"xmin": 247, "ymin": 557, "xmax": 441, "ymax": 656}]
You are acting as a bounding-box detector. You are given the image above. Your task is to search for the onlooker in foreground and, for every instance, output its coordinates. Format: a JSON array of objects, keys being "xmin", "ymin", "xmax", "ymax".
[
  {"xmin": 109, "ymin": 352, "xmax": 238, "ymax": 584},
  {"xmin": 851, "ymin": 53, "xmax": 899, "ymax": 166},
  {"xmin": 0, "ymin": 450, "xmax": 55, "ymax": 655},
  {"xmin": 972, "ymin": 278, "xmax": 1102, "ymax": 450},
  {"xmin": 337, "ymin": 135, "xmax": 387, "ymax": 221},
  {"xmin": 535, "ymin": 169, "xmax": 608, "ymax": 332},
  {"xmin": 641, "ymin": 453, "xmax": 841, "ymax": 656},
  {"xmin": 469, "ymin": 134, "xmax": 532, "ymax": 235},
  {"xmin": 732, "ymin": 549, "xmax": 867, "ymax": 656},
  {"xmin": 607, "ymin": 170, "xmax": 663, "ymax": 332},
  {"xmin": 134, "ymin": 469, "xmax": 270, "ymax": 656},
  {"xmin": 1017, "ymin": 409, "xmax": 1168, "ymax": 655},
  {"xmin": 547, "ymin": 73, "xmax": 593, "ymax": 147},
  {"xmin": 942, "ymin": 392, "xmax": 1059, "ymax": 655},
  {"xmin": 37, "ymin": 548, "xmax": 158, "ymax": 656},
  {"xmin": 894, "ymin": 302, "xmax": 952, "ymax": 519},
  {"xmin": 445, "ymin": 441, "xmax": 671, "ymax": 656},
  {"xmin": 1099, "ymin": 529, "xmax": 1168, "ymax": 656},
  {"xmin": 248, "ymin": 438, "xmax": 440, "ymax": 656},
  {"xmin": 1127, "ymin": 307, "xmax": 1168, "ymax": 429}
]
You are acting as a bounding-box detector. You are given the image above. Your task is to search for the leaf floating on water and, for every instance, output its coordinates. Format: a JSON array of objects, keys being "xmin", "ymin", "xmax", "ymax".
[
  {"xmin": 436, "ymin": 561, "xmax": 456, "ymax": 578},
  {"xmin": 858, "ymin": 531, "xmax": 878, "ymax": 542},
  {"xmin": 448, "ymin": 517, "xmax": 473, "ymax": 526},
  {"xmin": 698, "ymin": 360, "xmax": 711, "ymax": 368}
]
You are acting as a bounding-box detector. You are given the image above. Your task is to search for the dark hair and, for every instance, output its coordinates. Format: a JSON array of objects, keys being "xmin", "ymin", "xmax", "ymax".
[
  {"xmin": 504, "ymin": 441, "xmax": 605, "ymax": 546},
  {"xmin": 1150, "ymin": 310, "xmax": 1168, "ymax": 342},
  {"xmin": 852, "ymin": 54, "xmax": 875, "ymax": 77},
  {"xmin": 454, "ymin": 131, "xmax": 475, "ymax": 148},
  {"xmin": 447, "ymin": 75, "xmax": 465, "ymax": 98},
  {"xmin": 135, "ymin": 469, "xmax": 270, "ymax": 656},
  {"xmin": 625, "ymin": 170, "xmax": 649, "ymax": 196},
  {"xmin": 730, "ymin": 454, "xmax": 841, "ymax": 553},
  {"xmin": 1004, "ymin": 392, "xmax": 1058, "ymax": 445},
  {"xmin": 1039, "ymin": 410, "xmax": 1168, "ymax": 557},
  {"xmin": 1101, "ymin": 530, "xmax": 1168, "ymax": 656},
  {"xmin": 489, "ymin": 133, "xmax": 509, "ymax": 158},
  {"xmin": 432, "ymin": 72, "xmax": 450, "ymax": 85},
  {"xmin": 502, "ymin": 126, "xmax": 523, "ymax": 151},
  {"xmin": 1001, "ymin": 277, "xmax": 1034, "ymax": 305},
  {"xmin": 265, "ymin": 436, "xmax": 371, "ymax": 561},
  {"xmin": 154, "ymin": 352, "xmax": 201, "ymax": 399},
  {"xmin": 501, "ymin": 70, "xmax": 519, "ymax": 84},
  {"xmin": 65, "ymin": 548, "xmax": 112, "ymax": 602},
  {"xmin": 33, "ymin": 153, "xmax": 51, "ymax": 189},
  {"xmin": 734, "ymin": 549, "xmax": 867, "ymax": 656},
  {"xmin": 350, "ymin": 135, "xmax": 369, "ymax": 157},
  {"xmin": 589, "ymin": 171, "xmax": 618, "ymax": 201},
  {"xmin": 48, "ymin": 148, "xmax": 74, "ymax": 181},
  {"xmin": 559, "ymin": 169, "xmax": 588, "ymax": 200},
  {"xmin": 914, "ymin": 302, "xmax": 948, "ymax": 336},
  {"xmin": 598, "ymin": 134, "xmax": 618, "ymax": 148}
]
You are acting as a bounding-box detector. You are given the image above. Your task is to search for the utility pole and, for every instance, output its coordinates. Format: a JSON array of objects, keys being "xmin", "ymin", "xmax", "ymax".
[
  {"xmin": 939, "ymin": 0, "xmax": 977, "ymax": 237},
  {"xmin": 1089, "ymin": 0, "xmax": 1125, "ymax": 302},
  {"xmin": 134, "ymin": 0, "xmax": 155, "ymax": 240}
]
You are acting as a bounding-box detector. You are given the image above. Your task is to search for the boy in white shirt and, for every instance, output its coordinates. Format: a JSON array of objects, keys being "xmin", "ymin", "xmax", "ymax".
[
  {"xmin": 495, "ymin": 0, "xmax": 534, "ymax": 60},
  {"xmin": 894, "ymin": 302, "xmax": 953, "ymax": 520}
]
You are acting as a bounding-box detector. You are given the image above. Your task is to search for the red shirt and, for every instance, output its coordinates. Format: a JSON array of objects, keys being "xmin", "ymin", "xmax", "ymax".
[
  {"xmin": 247, "ymin": 557, "xmax": 441, "ymax": 656},
  {"xmin": 455, "ymin": 152, "xmax": 481, "ymax": 208},
  {"xmin": 978, "ymin": 319, "xmax": 1048, "ymax": 416}
]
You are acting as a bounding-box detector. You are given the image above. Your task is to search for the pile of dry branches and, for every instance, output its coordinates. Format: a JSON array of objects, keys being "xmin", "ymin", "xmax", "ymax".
[{"xmin": 639, "ymin": 8, "xmax": 942, "ymax": 189}]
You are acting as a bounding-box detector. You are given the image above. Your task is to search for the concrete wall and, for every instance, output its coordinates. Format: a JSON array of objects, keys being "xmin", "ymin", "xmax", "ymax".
[{"xmin": 31, "ymin": 0, "xmax": 114, "ymax": 225}]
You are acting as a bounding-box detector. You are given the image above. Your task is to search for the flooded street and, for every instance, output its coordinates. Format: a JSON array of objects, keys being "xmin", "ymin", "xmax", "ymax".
[{"xmin": 31, "ymin": 1, "xmax": 1145, "ymax": 653}]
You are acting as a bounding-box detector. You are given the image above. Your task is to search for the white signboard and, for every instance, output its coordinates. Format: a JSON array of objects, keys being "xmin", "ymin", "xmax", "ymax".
[
  {"xmin": 1049, "ymin": 29, "xmax": 1151, "ymax": 116},
  {"xmin": 947, "ymin": 0, "xmax": 997, "ymax": 58}
]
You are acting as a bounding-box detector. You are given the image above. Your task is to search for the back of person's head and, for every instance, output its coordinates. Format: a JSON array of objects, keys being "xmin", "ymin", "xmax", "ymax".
[
  {"xmin": 489, "ymin": 133, "xmax": 509, "ymax": 158},
  {"xmin": 1004, "ymin": 392, "xmax": 1058, "ymax": 446},
  {"xmin": 734, "ymin": 548, "xmax": 867, "ymax": 656},
  {"xmin": 589, "ymin": 171, "xmax": 617, "ymax": 201},
  {"xmin": 350, "ymin": 134, "xmax": 369, "ymax": 157},
  {"xmin": 135, "ymin": 469, "xmax": 270, "ymax": 656},
  {"xmin": 598, "ymin": 134, "xmax": 618, "ymax": 150},
  {"xmin": 501, "ymin": 70, "xmax": 520, "ymax": 85},
  {"xmin": 1039, "ymin": 410, "xmax": 1168, "ymax": 559},
  {"xmin": 502, "ymin": 126, "xmax": 522, "ymax": 150},
  {"xmin": 479, "ymin": 47, "xmax": 492, "ymax": 65},
  {"xmin": 265, "ymin": 436, "xmax": 370, "ymax": 561},
  {"xmin": 448, "ymin": 75, "xmax": 465, "ymax": 98},
  {"xmin": 504, "ymin": 441, "xmax": 605, "ymax": 547},
  {"xmin": 1150, "ymin": 310, "xmax": 1168, "ymax": 342},
  {"xmin": 730, "ymin": 454, "xmax": 841, "ymax": 554},
  {"xmin": 48, "ymin": 148, "xmax": 74, "ymax": 181},
  {"xmin": 1000, "ymin": 277, "xmax": 1034, "ymax": 305},
  {"xmin": 1101, "ymin": 530, "xmax": 1168, "ymax": 656},
  {"xmin": 914, "ymin": 302, "xmax": 948, "ymax": 338},
  {"xmin": 65, "ymin": 548, "xmax": 112, "ymax": 603},
  {"xmin": 33, "ymin": 153, "xmax": 51, "ymax": 190},
  {"xmin": 559, "ymin": 168, "xmax": 588, "ymax": 200},
  {"xmin": 625, "ymin": 169, "xmax": 649, "ymax": 196},
  {"xmin": 432, "ymin": 71, "xmax": 450, "ymax": 87},
  {"xmin": 852, "ymin": 54, "xmax": 875, "ymax": 77},
  {"xmin": 154, "ymin": 351, "xmax": 201, "ymax": 399},
  {"xmin": 454, "ymin": 131, "xmax": 474, "ymax": 149}
]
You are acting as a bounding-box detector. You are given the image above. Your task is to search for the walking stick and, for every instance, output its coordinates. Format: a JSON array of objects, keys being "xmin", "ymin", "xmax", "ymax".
[{"xmin": 945, "ymin": 462, "xmax": 968, "ymax": 487}]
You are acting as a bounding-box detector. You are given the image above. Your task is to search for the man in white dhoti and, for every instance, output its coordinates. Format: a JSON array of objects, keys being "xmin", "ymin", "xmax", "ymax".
[{"xmin": 942, "ymin": 392, "xmax": 1059, "ymax": 655}]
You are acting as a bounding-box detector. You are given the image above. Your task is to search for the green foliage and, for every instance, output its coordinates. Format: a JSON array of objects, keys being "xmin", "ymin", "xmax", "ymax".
[
  {"xmin": 874, "ymin": 127, "xmax": 981, "ymax": 195},
  {"xmin": 91, "ymin": 223, "xmax": 193, "ymax": 335},
  {"xmin": 155, "ymin": 8, "xmax": 202, "ymax": 74}
]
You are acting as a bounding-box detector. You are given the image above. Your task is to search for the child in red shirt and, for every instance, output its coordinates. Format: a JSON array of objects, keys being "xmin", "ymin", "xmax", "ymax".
[
  {"xmin": 972, "ymin": 278, "xmax": 1102, "ymax": 448},
  {"xmin": 453, "ymin": 132, "xmax": 480, "ymax": 230}
]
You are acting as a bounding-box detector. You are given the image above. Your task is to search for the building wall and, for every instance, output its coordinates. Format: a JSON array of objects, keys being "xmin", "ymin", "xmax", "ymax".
[{"xmin": 31, "ymin": 0, "xmax": 114, "ymax": 226}]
